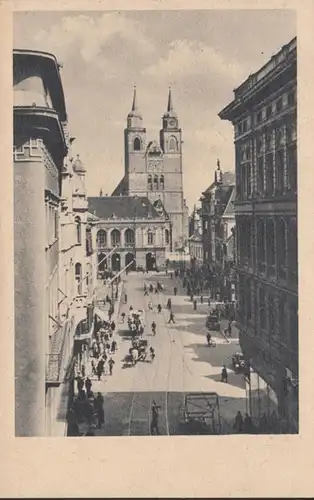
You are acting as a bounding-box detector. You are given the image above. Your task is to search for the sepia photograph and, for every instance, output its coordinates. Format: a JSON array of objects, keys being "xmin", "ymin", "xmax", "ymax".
[{"xmin": 13, "ymin": 9, "xmax": 297, "ymax": 438}]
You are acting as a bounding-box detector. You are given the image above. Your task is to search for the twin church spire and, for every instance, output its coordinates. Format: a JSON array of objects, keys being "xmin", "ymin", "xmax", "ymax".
[{"xmin": 127, "ymin": 86, "xmax": 178, "ymax": 128}]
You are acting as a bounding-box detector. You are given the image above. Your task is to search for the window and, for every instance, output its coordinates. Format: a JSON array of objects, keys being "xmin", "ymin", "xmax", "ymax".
[
  {"xmin": 75, "ymin": 263, "xmax": 82, "ymax": 295},
  {"xmin": 160, "ymin": 175, "xmax": 164, "ymax": 190},
  {"xmin": 266, "ymin": 219, "xmax": 276, "ymax": 273},
  {"xmin": 257, "ymin": 219, "xmax": 266, "ymax": 269},
  {"xmin": 287, "ymin": 145, "xmax": 297, "ymax": 191},
  {"xmin": 256, "ymin": 110, "xmax": 262, "ymax": 124},
  {"xmin": 275, "ymin": 150, "xmax": 285, "ymax": 194},
  {"xmin": 269, "ymin": 297, "xmax": 276, "ymax": 336},
  {"xmin": 278, "ymin": 297, "xmax": 287, "ymax": 342},
  {"xmin": 169, "ymin": 137, "xmax": 177, "ymax": 151},
  {"xmin": 133, "ymin": 137, "xmax": 141, "ymax": 151},
  {"xmin": 265, "ymin": 154, "xmax": 274, "ymax": 195},
  {"xmin": 243, "ymin": 120, "xmax": 248, "ymax": 133},
  {"xmin": 276, "ymin": 98, "xmax": 283, "ymax": 113},
  {"xmin": 148, "ymin": 174, "xmax": 152, "ymax": 191},
  {"xmin": 75, "ymin": 216, "xmax": 81, "ymax": 244},
  {"xmin": 97, "ymin": 230, "xmax": 107, "ymax": 247},
  {"xmin": 54, "ymin": 209, "xmax": 58, "ymax": 239},
  {"xmin": 86, "ymin": 227, "xmax": 93, "ymax": 256},
  {"xmin": 259, "ymin": 288, "xmax": 266, "ymax": 329},
  {"xmin": 124, "ymin": 228, "xmax": 135, "ymax": 246},
  {"xmin": 266, "ymin": 104, "xmax": 272, "ymax": 119},
  {"xmin": 147, "ymin": 231, "xmax": 154, "ymax": 245},
  {"xmin": 153, "ymin": 175, "xmax": 158, "ymax": 190},
  {"xmin": 111, "ymin": 229, "xmax": 121, "ymax": 246},
  {"xmin": 257, "ymin": 157, "xmax": 264, "ymax": 194},
  {"xmin": 165, "ymin": 229, "xmax": 170, "ymax": 244},
  {"xmin": 277, "ymin": 218, "xmax": 287, "ymax": 279},
  {"xmin": 288, "ymin": 90, "xmax": 296, "ymax": 107}
]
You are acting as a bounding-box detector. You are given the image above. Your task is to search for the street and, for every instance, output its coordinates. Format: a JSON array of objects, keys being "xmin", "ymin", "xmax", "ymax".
[{"xmin": 78, "ymin": 270, "xmax": 247, "ymax": 435}]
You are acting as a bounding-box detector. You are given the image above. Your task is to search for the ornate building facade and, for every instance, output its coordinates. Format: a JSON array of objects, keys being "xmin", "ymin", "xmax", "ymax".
[
  {"xmin": 14, "ymin": 49, "xmax": 96, "ymax": 436},
  {"xmin": 88, "ymin": 195, "xmax": 171, "ymax": 272},
  {"xmin": 112, "ymin": 87, "xmax": 189, "ymax": 251},
  {"xmin": 219, "ymin": 37, "xmax": 298, "ymax": 431}
]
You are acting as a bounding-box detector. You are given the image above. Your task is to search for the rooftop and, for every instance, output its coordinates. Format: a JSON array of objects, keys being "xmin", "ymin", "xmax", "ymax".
[{"xmin": 88, "ymin": 196, "xmax": 163, "ymax": 221}]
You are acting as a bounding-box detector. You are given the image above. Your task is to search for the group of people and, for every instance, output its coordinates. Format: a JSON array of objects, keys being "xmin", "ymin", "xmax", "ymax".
[{"xmin": 233, "ymin": 410, "xmax": 285, "ymax": 434}]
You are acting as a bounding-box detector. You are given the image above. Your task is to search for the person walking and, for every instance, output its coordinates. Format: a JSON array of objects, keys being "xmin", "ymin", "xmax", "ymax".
[
  {"xmin": 150, "ymin": 400, "xmax": 161, "ymax": 435},
  {"xmin": 200, "ymin": 294, "xmax": 204, "ymax": 304},
  {"xmin": 227, "ymin": 321, "xmax": 232, "ymax": 337},
  {"xmin": 233, "ymin": 411, "xmax": 243, "ymax": 433},
  {"xmin": 167, "ymin": 298, "xmax": 172, "ymax": 310},
  {"xmin": 174, "ymin": 286, "xmax": 177, "ymax": 296},
  {"xmin": 85, "ymin": 377, "xmax": 92, "ymax": 396},
  {"xmin": 244, "ymin": 413, "xmax": 253, "ymax": 433},
  {"xmin": 193, "ymin": 299, "xmax": 197, "ymax": 311},
  {"xmin": 221, "ymin": 365, "xmax": 228, "ymax": 383},
  {"xmin": 108, "ymin": 357, "xmax": 115, "ymax": 376},
  {"xmin": 157, "ymin": 304, "xmax": 162, "ymax": 313},
  {"xmin": 96, "ymin": 358, "xmax": 104, "ymax": 381},
  {"xmin": 111, "ymin": 339, "xmax": 117, "ymax": 354},
  {"xmin": 111, "ymin": 320, "xmax": 116, "ymax": 333},
  {"xmin": 168, "ymin": 311, "xmax": 175, "ymax": 324},
  {"xmin": 94, "ymin": 393, "xmax": 105, "ymax": 429}
]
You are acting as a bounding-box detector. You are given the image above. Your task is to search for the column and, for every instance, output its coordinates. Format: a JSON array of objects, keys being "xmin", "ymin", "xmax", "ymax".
[{"xmin": 14, "ymin": 139, "xmax": 46, "ymax": 436}]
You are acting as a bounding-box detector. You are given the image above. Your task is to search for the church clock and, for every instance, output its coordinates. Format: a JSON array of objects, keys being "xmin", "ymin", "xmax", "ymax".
[{"xmin": 168, "ymin": 118, "xmax": 177, "ymax": 128}]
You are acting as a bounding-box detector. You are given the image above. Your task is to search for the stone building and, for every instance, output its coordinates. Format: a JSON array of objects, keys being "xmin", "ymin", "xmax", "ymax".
[
  {"xmin": 88, "ymin": 195, "xmax": 171, "ymax": 272},
  {"xmin": 188, "ymin": 205, "xmax": 203, "ymax": 271},
  {"xmin": 200, "ymin": 163, "xmax": 236, "ymax": 300},
  {"xmin": 219, "ymin": 36, "xmax": 298, "ymax": 431},
  {"xmin": 112, "ymin": 87, "xmax": 189, "ymax": 251},
  {"xmin": 13, "ymin": 49, "xmax": 96, "ymax": 436}
]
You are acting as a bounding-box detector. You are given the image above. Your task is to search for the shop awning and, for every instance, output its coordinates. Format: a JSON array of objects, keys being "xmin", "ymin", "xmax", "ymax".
[{"xmin": 94, "ymin": 306, "xmax": 110, "ymax": 323}]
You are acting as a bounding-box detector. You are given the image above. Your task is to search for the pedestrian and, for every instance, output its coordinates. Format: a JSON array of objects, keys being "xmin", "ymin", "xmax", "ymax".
[
  {"xmin": 95, "ymin": 393, "xmax": 104, "ymax": 429},
  {"xmin": 85, "ymin": 377, "xmax": 92, "ymax": 395},
  {"xmin": 227, "ymin": 321, "xmax": 232, "ymax": 337},
  {"xmin": 81, "ymin": 364, "xmax": 85, "ymax": 378},
  {"xmin": 193, "ymin": 299, "xmax": 197, "ymax": 311},
  {"xmin": 121, "ymin": 312, "xmax": 126, "ymax": 323},
  {"xmin": 183, "ymin": 277, "xmax": 186, "ymax": 288},
  {"xmin": 108, "ymin": 357, "xmax": 115, "ymax": 376},
  {"xmin": 243, "ymin": 413, "xmax": 253, "ymax": 433},
  {"xmin": 157, "ymin": 304, "xmax": 162, "ymax": 313},
  {"xmin": 76, "ymin": 375, "xmax": 84, "ymax": 392},
  {"xmin": 233, "ymin": 411, "xmax": 243, "ymax": 433},
  {"xmin": 91, "ymin": 359, "xmax": 97, "ymax": 377},
  {"xmin": 111, "ymin": 320, "xmax": 116, "ymax": 332},
  {"xmin": 208, "ymin": 297, "xmax": 211, "ymax": 306},
  {"xmin": 144, "ymin": 288, "xmax": 149, "ymax": 296},
  {"xmin": 111, "ymin": 339, "xmax": 117, "ymax": 354},
  {"xmin": 190, "ymin": 294, "xmax": 194, "ymax": 302},
  {"xmin": 106, "ymin": 294, "xmax": 110, "ymax": 303},
  {"xmin": 150, "ymin": 400, "xmax": 161, "ymax": 435},
  {"xmin": 170, "ymin": 272, "xmax": 173, "ymax": 280},
  {"xmin": 174, "ymin": 286, "xmax": 177, "ymax": 296},
  {"xmin": 167, "ymin": 298, "xmax": 172, "ymax": 310},
  {"xmin": 168, "ymin": 311, "xmax": 175, "ymax": 324},
  {"xmin": 200, "ymin": 294, "xmax": 204, "ymax": 304},
  {"xmin": 96, "ymin": 359, "xmax": 104, "ymax": 381},
  {"xmin": 67, "ymin": 406, "xmax": 80, "ymax": 436},
  {"xmin": 124, "ymin": 293, "xmax": 128, "ymax": 304},
  {"xmin": 221, "ymin": 365, "xmax": 228, "ymax": 383}
]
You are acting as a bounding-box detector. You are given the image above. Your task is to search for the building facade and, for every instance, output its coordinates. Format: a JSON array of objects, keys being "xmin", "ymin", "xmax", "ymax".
[
  {"xmin": 200, "ymin": 164, "xmax": 236, "ymax": 301},
  {"xmin": 219, "ymin": 37, "xmax": 298, "ymax": 431},
  {"xmin": 188, "ymin": 205, "xmax": 203, "ymax": 271},
  {"xmin": 88, "ymin": 195, "xmax": 171, "ymax": 273},
  {"xmin": 112, "ymin": 87, "xmax": 189, "ymax": 251},
  {"xmin": 14, "ymin": 49, "xmax": 96, "ymax": 436}
]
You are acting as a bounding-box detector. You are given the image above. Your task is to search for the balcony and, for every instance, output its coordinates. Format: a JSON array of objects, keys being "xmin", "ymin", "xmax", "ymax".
[{"xmin": 46, "ymin": 315, "xmax": 75, "ymax": 385}]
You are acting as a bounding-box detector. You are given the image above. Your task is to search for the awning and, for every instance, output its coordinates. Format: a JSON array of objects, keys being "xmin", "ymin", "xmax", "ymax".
[{"xmin": 94, "ymin": 306, "xmax": 110, "ymax": 323}]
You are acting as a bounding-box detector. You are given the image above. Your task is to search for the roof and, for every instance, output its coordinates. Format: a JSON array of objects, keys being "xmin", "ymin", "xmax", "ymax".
[
  {"xmin": 73, "ymin": 154, "xmax": 86, "ymax": 173},
  {"xmin": 112, "ymin": 176, "xmax": 128, "ymax": 196},
  {"xmin": 13, "ymin": 49, "xmax": 67, "ymax": 122},
  {"xmin": 202, "ymin": 171, "xmax": 235, "ymax": 196},
  {"xmin": 88, "ymin": 196, "xmax": 163, "ymax": 220},
  {"xmin": 222, "ymin": 186, "xmax": 235, "ymax": 217}
]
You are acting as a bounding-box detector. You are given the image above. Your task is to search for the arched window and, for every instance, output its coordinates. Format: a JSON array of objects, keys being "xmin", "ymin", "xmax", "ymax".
[
  {"xmin": 153, "ymin": 175, "xmax": 158, "ymax": 190},
  {"xmin": 97, "ymin": 229, "xmax": 107, "ymax": 247},
  {"xmin": 169, "ymin": 137, "xmax": 177, "ymax": 151},
  {"xmin": 111, "ymin": 229, "xmax": 121, "ymax": 246},
  {"xmin": 160, "ymin": 175, "xmax": 164, "ymax": 190},
  {"xmin": 147, "ymin": 230, "xmax": 154, "ymax": 245},
  {"xmin": 134, "ymin": 137, "xmax": 141, "ymax": 151},
  {"xmin": 148, "ymin": 174, "xmax": 152, "ymax": 191},
  {"xmin": 86, "ymin": 226, "xmax": 92, "ymax": 256},
  {"xmin": 75, "ymin": 263, "xmax": 82, "ymax": 295},
  {"xmin": 75, "ymin": 216, "xmax": 81, "ymax": 244},
  {"xmin": 124, "ymin": 228, "xmax": 135, "ymax": 246},
  {"xmin": 165, "ymin": 228, "xmax": 170, "ymax": 245}
]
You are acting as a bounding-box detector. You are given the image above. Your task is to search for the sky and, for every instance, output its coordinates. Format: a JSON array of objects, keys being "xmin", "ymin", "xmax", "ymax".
[{"xmin": 13, "ymin": 10, "xmax": 296, "ymax": 210}]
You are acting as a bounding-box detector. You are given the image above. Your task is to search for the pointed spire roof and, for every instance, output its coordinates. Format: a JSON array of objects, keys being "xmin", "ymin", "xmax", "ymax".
[
  {"xmin": 163, "ymin": 86, "xmax": 178, "ymax": 118},
  {"xmin": 128, "ymin": 85, "xmax": 143, "ymax": 120}
]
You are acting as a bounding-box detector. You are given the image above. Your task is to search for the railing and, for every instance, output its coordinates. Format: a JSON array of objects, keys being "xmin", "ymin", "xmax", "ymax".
[{"xmin": 46, "ymin": 315, "xmax": 74, "ymax": 384}]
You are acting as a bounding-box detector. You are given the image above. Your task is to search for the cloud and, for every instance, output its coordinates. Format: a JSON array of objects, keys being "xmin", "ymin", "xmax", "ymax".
[
  {"xmin": 143, "ymin": 39, "xmax": 245, "ymax": 85},
  {"xmin": 28, "ymin": 12, "xmax": 155, "ymax": 66}
]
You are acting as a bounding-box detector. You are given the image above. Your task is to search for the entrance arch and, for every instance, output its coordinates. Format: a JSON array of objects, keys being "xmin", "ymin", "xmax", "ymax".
[
  {"xmin": 125, "ymin": 252, "xmax": 136, "ymax": 270},
  {"xmin": 111, "ymin": 253, "xmax": 121, "ymax": 272},
  {"xmin": 146, "ymin": 252, "xmax": 156, "ymax": 271}
]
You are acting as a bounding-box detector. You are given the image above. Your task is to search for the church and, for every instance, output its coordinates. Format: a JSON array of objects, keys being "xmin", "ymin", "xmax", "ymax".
[{"xmin": 88, "ymin": 87, "xmax": 189, "ymax": 273}]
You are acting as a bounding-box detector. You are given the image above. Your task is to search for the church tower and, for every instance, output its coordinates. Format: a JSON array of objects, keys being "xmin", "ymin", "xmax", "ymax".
[
  {"xmin": 124, "ymin": 86, "xmax": 147, "ymax": 196},
  {"xmin": 159, "ymin": 88, "xmax": 187, "ymax": 249}
]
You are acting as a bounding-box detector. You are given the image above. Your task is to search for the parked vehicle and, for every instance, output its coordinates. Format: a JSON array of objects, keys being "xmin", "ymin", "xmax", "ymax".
[{"xmin": 232, "ymin": 352, "xmax": 246, "ymax": 373}]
